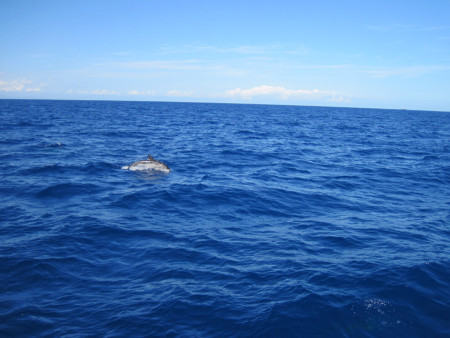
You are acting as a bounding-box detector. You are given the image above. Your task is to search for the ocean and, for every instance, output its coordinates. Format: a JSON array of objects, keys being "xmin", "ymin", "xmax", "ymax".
[{"xmin": 1, "ymin": 99, "xmax": 449, "ymax": 337}]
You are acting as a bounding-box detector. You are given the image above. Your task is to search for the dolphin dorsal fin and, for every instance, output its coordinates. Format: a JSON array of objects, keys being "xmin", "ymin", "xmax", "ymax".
[{"xmin": 148, "ymin": 154, "xmax": 155, "ymax": 161}]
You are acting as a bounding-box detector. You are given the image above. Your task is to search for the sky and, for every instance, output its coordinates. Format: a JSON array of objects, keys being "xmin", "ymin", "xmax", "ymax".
[{"xmin": 1, "ymin": 0, "xmax": 450, "ymax": 111}]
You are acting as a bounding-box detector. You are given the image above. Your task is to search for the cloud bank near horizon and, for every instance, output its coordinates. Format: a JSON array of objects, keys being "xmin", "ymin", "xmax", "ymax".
[
  {"xmin": 2, "ymin": 79, "xmax": 349, "ymax": 104},
  {"xmin": 62, "ymin": 84, "xmax": 348, "ymax": 102},
  {"xmin": 222, "ymin": 85, "xmax": 348, "ymax": 102}
]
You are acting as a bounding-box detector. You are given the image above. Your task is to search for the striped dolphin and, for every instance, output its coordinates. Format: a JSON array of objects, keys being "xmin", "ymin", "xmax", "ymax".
[{"xmin": 124, "ymin": 155, "xmax": 170, "ymax": 173}]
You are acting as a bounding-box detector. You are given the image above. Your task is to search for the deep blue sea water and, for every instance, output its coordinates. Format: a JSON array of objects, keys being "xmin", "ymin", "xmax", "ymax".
[{"xmin": 1, "ymin": 99, "xmax": 449, "ymax": 337}]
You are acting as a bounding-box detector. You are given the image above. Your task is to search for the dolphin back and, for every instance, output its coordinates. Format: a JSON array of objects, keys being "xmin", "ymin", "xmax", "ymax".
[{"xmin": 127, "ymin": 155, "xmax": 170, "ymax": 173}]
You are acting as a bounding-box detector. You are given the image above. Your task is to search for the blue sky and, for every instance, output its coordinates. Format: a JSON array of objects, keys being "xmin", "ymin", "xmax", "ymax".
[{"xmin": 1, "ymin": 0, "xmax": 450, "ymax": 111}]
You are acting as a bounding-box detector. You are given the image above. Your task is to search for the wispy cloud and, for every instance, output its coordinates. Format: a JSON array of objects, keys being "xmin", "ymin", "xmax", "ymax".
[
  {"xmin": 91, "ymin": 89, "xmax": 120, "ymax": 95},
  {"xmin": 74, "ymin": 89, "xmax": 121, "ymax": 96},
  {"xmin": 112, "ymin": 51, "xmax": 136, "ymax": 56},
  {"xmin": 293, "ymin": 64, "xmax": 352, "ymax": 70},
  {"xmin": 0, "ymin": 79, "xmax": 43, "ymax": 92},
  {"xmin": 116, "ymin": 60, "xmax": 200, "ymax": 70},
  {"xmin": 166, "ymin": 90, "xmax": 195, "ymax": 97},
  {"xmin": 159, "ymin": 44, "xmax": 309, "ymax": 56},
  {"xmin": 369, "ymin": 24, "xmax": 450, "ymax": 32},
  {"xmin": 368, "ymin": 24, "xmax": 416, "ymax": 32},
  {"xmin": 25, "ymin": 87, "xmax": 42, "ymax": 92},
  {"xmin": 364, "ymin": 65, "xmax": 450, "ymax": 78},
  {"xmin": 107, "ymin": 59, "xmax": 246, "ymax": 77},
  {"xmin": 27, "ymin": 53, "xmax": 51, "ymax": 58},
  {"xmin": 214, "ymin": 44, "xmax": 308, "ymax": 55}
]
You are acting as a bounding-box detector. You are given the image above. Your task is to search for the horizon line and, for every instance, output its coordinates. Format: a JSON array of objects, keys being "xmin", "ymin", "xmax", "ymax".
[{"xmin": 0, "ymin": 97, "xmax": 448, "ymax": 114}]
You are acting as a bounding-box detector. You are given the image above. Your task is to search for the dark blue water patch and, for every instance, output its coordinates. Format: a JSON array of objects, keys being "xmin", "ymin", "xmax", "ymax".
[
  {"xmin": 35, "ymin": 182, "xmax": 102, "ymax": 198},
  {"xmin": 1, "ymin": 100, "xmax": 449, "ymax": 336},
  {"xmin": 0, "ymin": 205, "xmax": 29, "ymax": 223},
  {"xmin": 18, "ymin": 164, "xmax": 74, "ymax": 175},
  {"xmin": 322, "ymin": 177, "xmax": 361, "ymax": 191}
]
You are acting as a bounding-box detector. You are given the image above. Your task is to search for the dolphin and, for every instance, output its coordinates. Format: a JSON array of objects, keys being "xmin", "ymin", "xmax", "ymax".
[{"xmin": 124, "ymin": 155, "xmax": 171, "ymax": 173}]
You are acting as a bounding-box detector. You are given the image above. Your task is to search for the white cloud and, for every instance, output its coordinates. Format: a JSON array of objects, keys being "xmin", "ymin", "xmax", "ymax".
[
  {"xmin": 128, "ymin": 90, "xmax": 156, "ymax": 96},
  {"xmin": 223, "ymin": 85, "xmax": 334, "ymax": 100},
  {"xmin": 0, "ymin": 79, "xmax": 39, "ymax": 92}
]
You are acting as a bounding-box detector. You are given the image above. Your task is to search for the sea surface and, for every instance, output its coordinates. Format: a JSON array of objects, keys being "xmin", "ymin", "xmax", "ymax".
[{"xmin": 1, "ymin": 99, "xmax": 449, "ymax": 337}]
